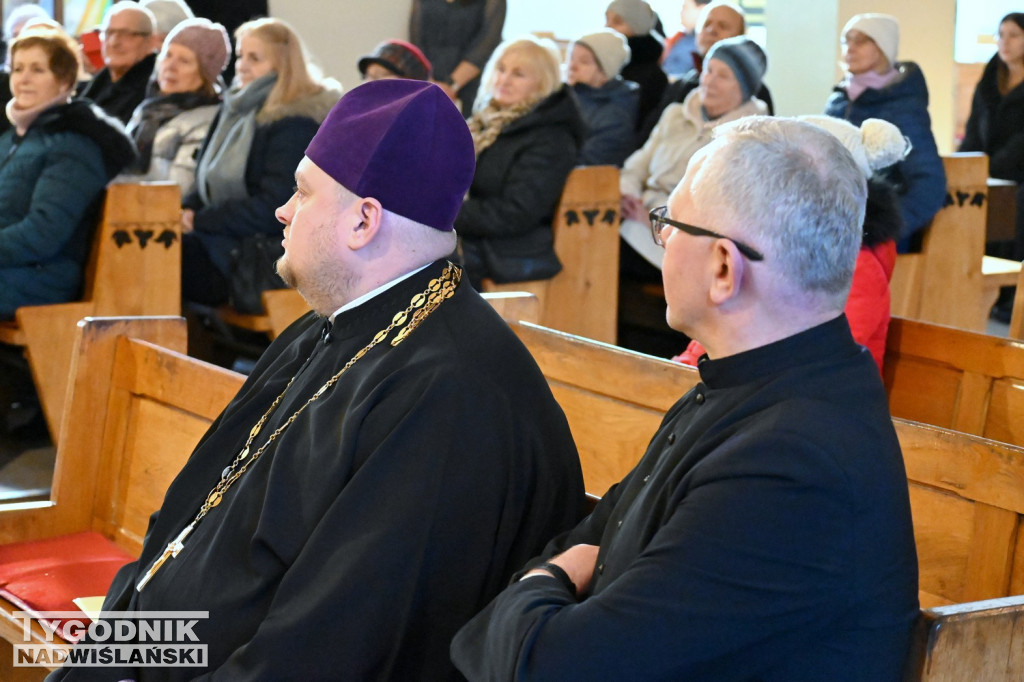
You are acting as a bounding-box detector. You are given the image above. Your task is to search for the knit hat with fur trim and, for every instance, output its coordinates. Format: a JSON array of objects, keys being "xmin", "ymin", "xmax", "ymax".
[
  {"xmin": 842, "ymin": 13, "xmax": 899, "ymax": 67},
  {"xmin": 305, "ymin": 80, "xmax": 475, "ymax": 231},
  {"xmin": 573, "ymin": 29, "xmax": 631, "ymax": 77},
  {"xmin": 606, "ymin": 0, "xmax": 657, "ymax": 35}
]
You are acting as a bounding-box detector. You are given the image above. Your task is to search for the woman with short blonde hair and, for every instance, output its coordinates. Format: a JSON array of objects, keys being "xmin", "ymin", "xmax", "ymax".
[{"xmin": 457, "ymin": 35, "xmax": 585, "ymax": 288}]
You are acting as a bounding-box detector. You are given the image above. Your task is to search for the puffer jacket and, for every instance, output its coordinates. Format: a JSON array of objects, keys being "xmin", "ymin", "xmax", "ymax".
[
  {"xmin": 0, "ymin": 100, "xmax": 136, "ymax": 318},
  {"xmin": 573, "ymin": 77, "xmax": 639, "ymax": 167},
  {"xmin": 456, "ymin": 84, "xmax": 585, "ymax": 286},
  {"xmin": 183, "ymin": 86, "xmax": 341, "ymax": 276},
  {"xmin": 825, "ymin": 62, "xmax": 946, "ymax": 244}
]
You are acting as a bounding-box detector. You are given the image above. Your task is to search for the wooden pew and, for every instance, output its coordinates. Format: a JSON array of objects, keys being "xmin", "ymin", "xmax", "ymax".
[
  {"xmin": 507, "ymin": 321, "xmax": 1024, "ymax": 678},
  {"xmin": 483, "ymin": 165, "xmax": 621, "ymax": 343},
  {"xmin": 890, "ymin": 153, "xmax": 1021, "ymax": 332},
  {"xmin": 1011, "ymin": 265, "xmax": 1024, "ymax": 340},
  {"xmin": 2, "ymin": 313, "xmax": 1022, "ymax": 678},
  {"xmin": 0, "ymin": 317, "xmax": 243, "ymax": 677},
  {"xmin": 0, "ymin": 182, "xmax": 182, "ymax": 440},
  {"xmin": 884, "ymin": 316, "xmax": 1024, "ymax": 448}
]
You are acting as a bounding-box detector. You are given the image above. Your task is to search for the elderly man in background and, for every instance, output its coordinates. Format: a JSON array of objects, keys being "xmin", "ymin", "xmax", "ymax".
[
  {"xmin": 638, "ymin": 0, "xmax": 775, "ymax": 143},
  {"xmin": 77, "ymin": 0, "xmax": 156, "ymax": 123},
  {"xmin": 452, "ymin": 116, "xmax": 919, "ymax": 681}
]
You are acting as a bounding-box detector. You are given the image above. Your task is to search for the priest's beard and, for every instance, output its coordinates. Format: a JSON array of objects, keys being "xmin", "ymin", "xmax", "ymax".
[{"xmin": 276, "ymin": 233, "xmax": 355, "ymax": 315}]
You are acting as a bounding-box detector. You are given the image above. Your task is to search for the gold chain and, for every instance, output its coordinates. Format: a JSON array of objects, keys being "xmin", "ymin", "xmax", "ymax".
[{"xmin": 136, "ymin": 262, "xmax": 461, "ymax": 591}]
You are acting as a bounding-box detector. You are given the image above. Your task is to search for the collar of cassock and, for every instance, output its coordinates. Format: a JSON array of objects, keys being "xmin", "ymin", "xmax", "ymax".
[
  {"xmin": 695, "ymin": 314, "xmax": 860, "ymax": 390},
  {"xmin": 320, "ymin": 262, "xmax": 434, "ymax": 344}
]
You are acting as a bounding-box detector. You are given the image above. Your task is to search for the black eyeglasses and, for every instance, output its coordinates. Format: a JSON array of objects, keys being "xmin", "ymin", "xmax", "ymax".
[
  {"xmin": 648, "ymin": 206, "xmax": 765, "ymax": 262},
  {"xmin": 101, "ymin": 28, "xmax": 150, "ymax": 40}
]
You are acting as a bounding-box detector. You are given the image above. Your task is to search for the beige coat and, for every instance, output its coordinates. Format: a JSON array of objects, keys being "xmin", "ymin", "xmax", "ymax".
[{"xmin": 620, "ymin": 90, "xmax": 767, "ymax": 210}]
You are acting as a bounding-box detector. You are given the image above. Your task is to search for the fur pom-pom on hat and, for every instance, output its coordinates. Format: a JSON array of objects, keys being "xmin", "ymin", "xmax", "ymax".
[{"xmin": 797, "ymin": 115, "xmax": 907, "ymax": 178}]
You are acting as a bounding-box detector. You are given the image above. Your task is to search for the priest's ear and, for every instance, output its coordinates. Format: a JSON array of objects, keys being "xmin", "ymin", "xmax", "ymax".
[{"xmin": 346, "ymin": 197, "xmax": 385, "ymax": 251}]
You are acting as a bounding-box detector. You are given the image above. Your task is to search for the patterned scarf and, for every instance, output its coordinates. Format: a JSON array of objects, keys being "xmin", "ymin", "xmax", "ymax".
[{"xmin": 466, "ymin": 97, "xmax": 538, "ymax": 157}]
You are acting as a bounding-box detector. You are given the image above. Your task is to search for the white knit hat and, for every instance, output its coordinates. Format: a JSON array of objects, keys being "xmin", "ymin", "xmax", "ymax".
[
  {"xmin": 798, "ymin": 115, "xmax": 909, "ymax": 178},
  {"xmin": 842, "ymin": 13, "xmax": 899, "ymax": 67},
  {"xmin": 574, "ymin": 29, "xmax": 631, "ymax": 77}
]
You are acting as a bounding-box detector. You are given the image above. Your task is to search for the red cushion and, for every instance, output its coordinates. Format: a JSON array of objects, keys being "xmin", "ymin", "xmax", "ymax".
[{"xmin": 0, "ymin": 531, "xmax": 135, "ymax": 642}]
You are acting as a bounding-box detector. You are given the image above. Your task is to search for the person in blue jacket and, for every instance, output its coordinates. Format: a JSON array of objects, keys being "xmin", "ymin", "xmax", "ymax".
[
  {"xmin": 0, "ymin": 25, "xmax": 136, "ymax": 319},
  {"xmin": 566, "ymin": 28, "xmax": 639, "ymax": 167},
  {"xmin": 825, "ymin": 13, "xmax": 945, "ymax": 251}
]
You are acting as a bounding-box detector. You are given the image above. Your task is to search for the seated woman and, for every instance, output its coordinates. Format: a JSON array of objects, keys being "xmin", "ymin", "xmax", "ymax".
[
  {"xmin": 566, "ymin": 28, "xmax": 639, "ymax": 167},
  {"xmin": 0, "ymin": 25, "xmax": 136, "ymax": 319},
  {"xmin": 825, "ymin": 13, "xmax": 945, "ymax": 251},
  {"xmin": 960, "ymin": 13, "xmax": 1024, "ymax": 262},
  {"xmin": 181, "ymin": 17, "xmax": 340, "ymax": 308},
  {"xmin": 122, "ymin": 18, "xmax": 229, "ymax": 196},
  {"xmin": 619, "ymin": 35, "xmax": 766, "ymax": 271},
  {"xmin": 604, "ymin": 0, "xmax": 666, "ymax": 137},
  {"xmin": 456, "ymin": 35, "xmax": 584, "ymax": 289}
]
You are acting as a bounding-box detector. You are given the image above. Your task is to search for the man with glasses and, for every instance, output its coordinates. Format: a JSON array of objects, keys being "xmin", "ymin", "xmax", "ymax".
[
  {"xmin": 77, "ymin": 1, "xmax": 157, "ymax": 124},
  {"xmin": 452, "ymin": 116, "xmax": 919, "ymax": 681}
]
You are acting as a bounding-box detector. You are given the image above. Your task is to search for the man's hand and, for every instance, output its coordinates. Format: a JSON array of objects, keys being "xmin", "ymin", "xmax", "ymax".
[{"xmin": 523, "ymin": 544, "xmax": 600, "ymax": 596}]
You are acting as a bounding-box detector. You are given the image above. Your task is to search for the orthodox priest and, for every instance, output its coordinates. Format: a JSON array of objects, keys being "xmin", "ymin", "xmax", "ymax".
[{"xmin": 50, "ymin": 79, "xmax": 585, "ymax": 681}]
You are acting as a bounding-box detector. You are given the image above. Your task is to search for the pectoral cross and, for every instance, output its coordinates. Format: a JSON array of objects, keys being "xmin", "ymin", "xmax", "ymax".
[{"xmin": 136, "ymin": 523, "xmax": 195, "ymax": 592}]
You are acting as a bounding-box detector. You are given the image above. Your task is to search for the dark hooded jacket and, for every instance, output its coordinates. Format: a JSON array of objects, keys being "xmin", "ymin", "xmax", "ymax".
[
  {"xmin": 0, "ymin": 100, "xmax": 137, "ymax": 318},
  {"xmin": 960, "ymin": 53, "xmax": 1024, "ymax": 183},
  {"xmin": 621, "ymin": 33, "xmax": 667, "ymax": 138},
  {"xmin": 456, "ymin": 84, "xmax": 585, "ymax": 286},
  {"xmin": 77, "ymin": 52, "xmax": 158, "ymax": 125},
  {"xmin": 572, "ymin": 77, "xmax": 639, "ymax": 167}
]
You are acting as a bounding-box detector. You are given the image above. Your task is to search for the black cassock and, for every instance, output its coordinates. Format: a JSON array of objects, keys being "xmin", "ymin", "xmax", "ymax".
[{"xmin": 51, "ymin": 261, "xmax": 585, "ymax": 681}]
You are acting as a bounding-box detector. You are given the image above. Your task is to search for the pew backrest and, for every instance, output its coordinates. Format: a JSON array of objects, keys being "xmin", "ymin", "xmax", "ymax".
[
  {"xmin": 889, "ymin": 153, "xmax": 1020, "ymax": 332},
  {"xmin": 0, "ymin": 182, "xmax": 182, "ymax": 440},
  {"xmin": 885, "ymin": 316, "xmax": 1024, "ymax": 448}
]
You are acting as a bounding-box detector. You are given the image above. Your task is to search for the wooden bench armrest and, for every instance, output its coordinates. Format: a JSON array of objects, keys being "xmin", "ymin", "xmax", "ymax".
[{"xmin": 906, "ymin": 595, "xmax": 1024, "ymax": 680}]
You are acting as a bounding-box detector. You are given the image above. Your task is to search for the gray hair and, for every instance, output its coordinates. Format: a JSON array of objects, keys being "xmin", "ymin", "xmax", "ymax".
[
  {"xmin": 693, "ymin": 116, "xmax": 866, "ymax": 307},
  {"xmin": 102, "ymin": 1, "xmax": 155, "ymax": 35}
]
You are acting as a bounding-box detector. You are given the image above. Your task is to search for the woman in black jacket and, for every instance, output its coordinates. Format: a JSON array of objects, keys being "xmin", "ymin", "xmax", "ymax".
[
  {"xmin": 960, "ymin": 12, "xmax": 1024, "ymax": 261},
  {"xmin": 456, "ymin": 36, "xmax": 584, "ymax": 288}
]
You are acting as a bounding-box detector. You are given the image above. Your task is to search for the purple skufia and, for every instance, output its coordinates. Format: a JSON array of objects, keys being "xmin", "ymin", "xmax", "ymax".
[{"xmin": 305, "ymin": 79, "xmax": 475, "ymax": 232}]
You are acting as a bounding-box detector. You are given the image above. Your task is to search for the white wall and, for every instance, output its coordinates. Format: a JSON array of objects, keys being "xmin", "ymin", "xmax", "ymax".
[{"xmin": 268, "ymin": 0, "xmax": 412, "ymax": 92}]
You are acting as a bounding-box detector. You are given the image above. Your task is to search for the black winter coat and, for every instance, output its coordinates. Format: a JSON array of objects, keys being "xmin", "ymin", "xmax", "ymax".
[
  {"xmin": 77, "ymin": 53, "xmax": 157, "ymax": 125},
  {"xmin": 457, "ymin": 85, "xmax": 584, "ymax": 286},
  {"xmin": 621, "ymin": 33, "xmax": 667, "ymax": 137},
  {"xmin": 960, "ymin": 54, "xmax": 1024, "ymax": 183}
]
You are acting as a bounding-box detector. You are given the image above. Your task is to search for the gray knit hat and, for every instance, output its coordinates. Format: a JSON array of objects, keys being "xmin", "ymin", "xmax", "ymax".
[
  {"xmin": 606, "ymin": 0, "xmax": 657, "ymax": 35},
  {"xmin": 141, "ymin": 0, "xmax": 193, "ymax": 36},
  {"xmin": 165, "ymin": 18, "xmax": 229, "ymax": 88},
  {"xmin": 704, "ymin": 35, "xmax": 766, "ymax": 102},
  {"xmin": 574, "ymin": 29, "xmax": 631, "ymax": 77}
]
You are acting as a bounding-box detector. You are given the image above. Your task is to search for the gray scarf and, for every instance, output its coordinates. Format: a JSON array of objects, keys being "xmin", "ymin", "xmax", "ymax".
[{"xmin": 196, "ymin": 73, "xmax": 276, "ymax": 206}]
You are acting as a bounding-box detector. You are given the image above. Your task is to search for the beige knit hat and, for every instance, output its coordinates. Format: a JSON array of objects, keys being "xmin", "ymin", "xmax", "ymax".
[
  {"xmin": 842, "ymin": 13, "xmax": 899, "ymax": 67},
  {"xmin": 574, "ymin": 29, "xmax": 631, "ymax": 77},
  {"xmin": 798, "ymin": 115, "xmax": 909, "ymax": 178}
]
